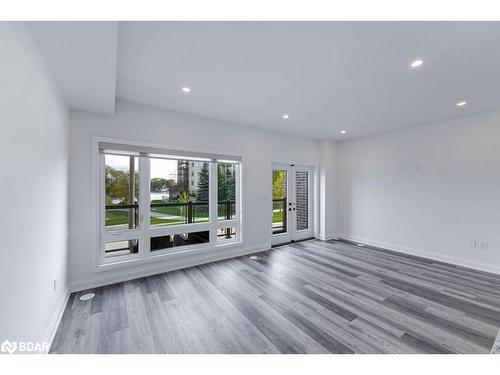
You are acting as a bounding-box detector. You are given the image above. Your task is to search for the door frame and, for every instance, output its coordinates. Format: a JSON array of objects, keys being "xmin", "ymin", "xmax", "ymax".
[{"xmin": 271, "ymin": 163, "xmax": 315, "ymax": 246}]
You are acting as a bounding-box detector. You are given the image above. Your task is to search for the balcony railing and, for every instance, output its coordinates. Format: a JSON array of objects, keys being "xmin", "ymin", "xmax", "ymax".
[
  {"xmin": 105, "ymin": 200, "xmax": 236, "ymax": 229},
  {"xmin": 272, "ymin": 198, "xmax": 287, "ymax": 234}
]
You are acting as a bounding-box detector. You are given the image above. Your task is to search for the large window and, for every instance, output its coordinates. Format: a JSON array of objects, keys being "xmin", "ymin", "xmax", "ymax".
[
  {"xmin": 99, "ymin": 142, "xmax": 241, "ymax": 264},
  {"xmin": 217, "ymin": 162, "xmax": 236, "ymax": 221},
  {"xmin": 149, "ymin": 158, "xmax": 209, "ymax": 227},
  {"xmin": 105, "ymin": 154, "xmax": 139, "ymax": 230}
]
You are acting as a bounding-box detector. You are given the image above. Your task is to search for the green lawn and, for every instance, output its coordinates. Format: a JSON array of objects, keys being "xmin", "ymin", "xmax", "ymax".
[
  {"xmin": 273, "ymin": 210, "xmax": 283, "ymax": 223},
  {"xmin": 150, "ymin": 202, "xmax": 182, "ymax": 216},
  {"xmin": 272, "ymin": 201, "xmax": 285, "ymax": 224},
  {"xmin": 105, "ymin": 210, "xmax": 133, "ymax": 227}
]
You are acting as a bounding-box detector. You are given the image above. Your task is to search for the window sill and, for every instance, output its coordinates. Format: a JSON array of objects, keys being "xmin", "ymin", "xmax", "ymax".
[{"xmin": 95, "ymin": 240, "xmax": 242, "ymax": 273}]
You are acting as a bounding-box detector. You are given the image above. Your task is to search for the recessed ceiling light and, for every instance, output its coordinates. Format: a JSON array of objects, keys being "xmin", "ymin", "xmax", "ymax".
[
  {"xmin": 410, "ymin": 59, "xmax": 424, "ymax": 68},
  {"xmin": 357, "ymin": 243, "xmax": 365, "ymax": 247},
  {"xmin": 282, "ymin": 114, "xmax": 289, "ymax": 119},
  {"xmin": 340, "ymin": 130, "xmax": 347, "ymax": 134},
  {"xmin": 456, "ymin": 101, "xmax": 467, "ymax": 107},
  {"xmin": 182, "ymin": 86, "xmax": 191, "ymax": 93},
  {"xmin": 80, "ymin": 293, "xmax": 95, "ymax": 301}
]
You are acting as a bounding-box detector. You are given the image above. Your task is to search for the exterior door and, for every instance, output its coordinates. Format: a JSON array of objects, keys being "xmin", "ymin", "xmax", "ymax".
[{"xmin": 271, "ymin": 164, "xmax": 314, "ymax": 246}]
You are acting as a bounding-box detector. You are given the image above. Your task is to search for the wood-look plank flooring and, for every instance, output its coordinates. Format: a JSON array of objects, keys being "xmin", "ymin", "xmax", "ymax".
[{"xmin": 50, "ymin": 240, "xmax": 500, "ymax": 353}]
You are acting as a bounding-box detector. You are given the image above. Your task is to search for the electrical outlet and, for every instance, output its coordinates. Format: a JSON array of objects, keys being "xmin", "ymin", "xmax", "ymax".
[
  {"xmin": 469, "ymin": 240, "xmax": 489, "ymax": 250},
  {"xmin": 469, "ymin": 240, "xmax": 478, "ymax": 248},
  {"xmin": 53, "ymin": 279, "xmax": 57, "ymax": 292}
]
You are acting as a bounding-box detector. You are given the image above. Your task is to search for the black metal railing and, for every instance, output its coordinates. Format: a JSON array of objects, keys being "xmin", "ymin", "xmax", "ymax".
[
  {"xmin": 272, "ymin": 198, "xmax": 287, "ymax": 234},
  {"xmin": 151, "ymin": 201, "xmax": 209, "ymax": 224},
  {"xmin": 105, "ymin": 200, "xmax": 236, "ymax": 228},
  {"xmin": 217, "ymin": 227, "xmax": 236, "ymax": 239}
]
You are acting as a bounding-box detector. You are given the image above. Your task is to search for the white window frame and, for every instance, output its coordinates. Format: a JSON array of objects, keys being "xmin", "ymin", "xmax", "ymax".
[
  {"xmin": 93, "ymin": 137, "xmax": 242, "ymax": 270},
  {"xmin": 215, "ymin": 161, "xmax": 241, "ymax": 245}
]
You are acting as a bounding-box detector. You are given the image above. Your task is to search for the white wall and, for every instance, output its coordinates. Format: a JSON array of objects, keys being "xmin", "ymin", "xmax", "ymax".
[
  {"xmin": 318, "ymin": 140, "xmax": 338, "ymax": 240},
  {"xmin": 0, "ymin": 23, "xmax": 69, "ymax": 346},
  {"xmin": 337, "ymin": 111, "xmax": 500, "ymax": 274},
  {"xmin": 68, "ymin": 100, "xmax": 320, "ymax": 290}
]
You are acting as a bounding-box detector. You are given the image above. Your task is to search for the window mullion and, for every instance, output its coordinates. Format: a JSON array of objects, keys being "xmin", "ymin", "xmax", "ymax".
[
  {"xmin": 236, "ymin": 163, "xmax": 242, "ymax": 242},
  {"xmin": 209, "ymin": 162, "xmax": 217, "ymax": 246},
  {"xmin": 139, "ymin": 156, "xmax": 151, "ymax": 255},
  {"xmin": 99, "ymin": 153, "xmax": 106, "ymax": 264}
]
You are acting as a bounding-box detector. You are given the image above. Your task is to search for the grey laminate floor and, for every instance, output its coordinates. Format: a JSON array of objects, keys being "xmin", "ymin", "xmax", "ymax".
[{"xmin": 50, "ymin": 240, "xmax": 500, "ymax": 353}]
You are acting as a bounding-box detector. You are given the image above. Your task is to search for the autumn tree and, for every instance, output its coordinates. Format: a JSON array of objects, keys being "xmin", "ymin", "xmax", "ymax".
[{"xmin": 272, "ymin": 170, "xmax": 286, "ymax": 199}]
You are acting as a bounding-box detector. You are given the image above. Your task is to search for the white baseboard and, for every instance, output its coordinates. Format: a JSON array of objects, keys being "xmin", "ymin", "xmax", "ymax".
[
  {"xmin": 336, "ymin": 232, "xmax": 500, "ymax": 276},
  {"xmin": 43, "ymin": 288, "xmax": 70, "ymax": 354},
  {"xmin": 318, "ymin": 233, "xmax": 339, "ymax": 241},
  {"xmin": 70, "ymin": 243, "xmax": 271, "ymax": 292}
]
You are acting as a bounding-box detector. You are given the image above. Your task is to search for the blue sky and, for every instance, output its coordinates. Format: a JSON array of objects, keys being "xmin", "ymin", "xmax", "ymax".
[{"xmin": 105, "ymin": 155, "xmax": 178, "ymax": 179}]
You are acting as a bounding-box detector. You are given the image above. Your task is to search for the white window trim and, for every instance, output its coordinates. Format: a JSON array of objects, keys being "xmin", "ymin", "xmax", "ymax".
[{"xmin": 92, "ymin": 136, "xmax": 243, "ymax": 272}]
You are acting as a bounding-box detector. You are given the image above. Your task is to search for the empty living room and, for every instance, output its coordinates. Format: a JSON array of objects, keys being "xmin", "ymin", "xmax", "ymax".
[{"xmin": 1, "ymin": 1, "xmax": 500, "ymax": 373}]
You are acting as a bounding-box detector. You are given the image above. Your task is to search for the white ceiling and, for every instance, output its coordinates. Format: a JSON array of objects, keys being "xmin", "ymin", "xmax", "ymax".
[
  {"xmin": 27, "ymin": 21, "xmax": 118, "ymax": 115},
  {"xmin": 28, "ymin": 22, "xmax": 500, "ymax": 140}
]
